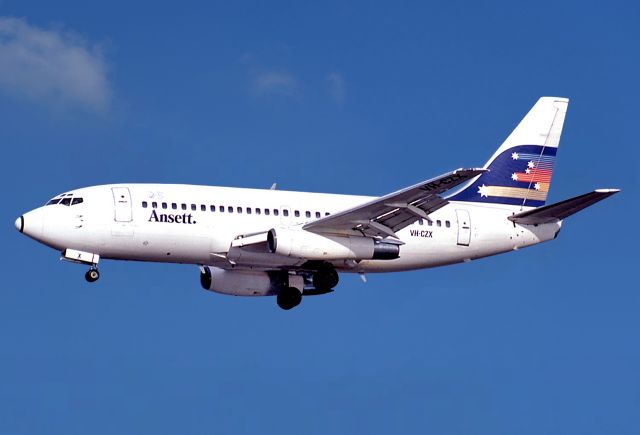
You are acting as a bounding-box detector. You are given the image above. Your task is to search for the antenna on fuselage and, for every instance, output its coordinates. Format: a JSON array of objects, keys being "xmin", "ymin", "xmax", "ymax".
[{"xmin": 270, "ymin": 183, "xmax": 277, "ymax": 190}]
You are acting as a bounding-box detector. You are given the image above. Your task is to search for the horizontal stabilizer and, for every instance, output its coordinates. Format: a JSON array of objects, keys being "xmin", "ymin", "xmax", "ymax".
[{"xmin": 508, "ymin": 189, "xmax": 620, "ymax": 224}]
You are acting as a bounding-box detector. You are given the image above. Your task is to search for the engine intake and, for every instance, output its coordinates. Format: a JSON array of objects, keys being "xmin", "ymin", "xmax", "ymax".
[{"xmin": 267, "ymin": 228, "xmax": 399, "ymax": 260}]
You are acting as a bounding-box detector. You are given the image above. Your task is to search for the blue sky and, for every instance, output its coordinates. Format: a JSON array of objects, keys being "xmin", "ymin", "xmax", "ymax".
[{"xmin": 1, "ymin": 1, "xmax": 638, "ymax": 434}]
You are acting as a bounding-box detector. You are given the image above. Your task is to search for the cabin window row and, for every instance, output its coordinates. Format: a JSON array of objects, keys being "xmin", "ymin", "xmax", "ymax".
[
  {"xmin": 141, "ymin": 201, "xmax": 330, "ymax": 218},
  {"xmin": 418, "ymin": 218, "xmax": 451, "ymax": 228}
]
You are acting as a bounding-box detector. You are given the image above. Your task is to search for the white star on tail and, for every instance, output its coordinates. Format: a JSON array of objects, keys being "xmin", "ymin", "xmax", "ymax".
[
  {"xmin": 534, "ymin": 182, "xmax": 541, "ymax": 190},
  {"xmin": 511, "ymin": 152, "xmax": 519, "ymax": 160},
  {"xmin": 528, "ymin": 161, "xmax": 535, "ymax": 168},
  {"xmin": 511, "ymin": 173, "xmax": 519, "ymax": 181},
  {"xmin": 478, "ymin": 184, "xmax": 489, "ymax": 197},
  {"xmin": 525, "ymin": 168, "xmax": 531, "ymax": 174}
]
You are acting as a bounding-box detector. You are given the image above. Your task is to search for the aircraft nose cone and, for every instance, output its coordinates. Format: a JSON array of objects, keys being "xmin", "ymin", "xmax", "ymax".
[
  {"xmin": 20, "ymin": 209, "xmax": 45, "ymax": 240},
  {"xmin": 15, "ymin": 216, "xmax": 23, "ymax": 233}
]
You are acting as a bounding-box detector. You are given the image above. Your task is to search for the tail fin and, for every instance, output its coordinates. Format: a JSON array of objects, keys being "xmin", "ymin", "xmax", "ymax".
[{"xmin": 449, "ymin": 97, "xmax": 569, "ymax": 207}]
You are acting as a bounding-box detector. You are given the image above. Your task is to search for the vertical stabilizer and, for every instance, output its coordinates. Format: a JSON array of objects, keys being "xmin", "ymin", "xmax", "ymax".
[{"xmin": 448, "ymin": 97, "xmax": 569, "ymax": 208}]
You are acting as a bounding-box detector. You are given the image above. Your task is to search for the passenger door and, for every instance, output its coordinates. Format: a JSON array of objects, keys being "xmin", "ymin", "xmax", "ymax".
[
  {"xmin": 455, "ymin": 209, "xmax": 471, "ymax": 246},
  {"xmin": 112, "ymin": 187, "xmax": 133, "ymax": 222}
]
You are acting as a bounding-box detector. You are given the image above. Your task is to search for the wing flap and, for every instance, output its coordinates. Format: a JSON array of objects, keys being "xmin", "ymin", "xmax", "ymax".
[
  {"xmin": 508, "ymin": 189, "xmax": 620, "ymax": 224},
  {"xmin": 304, "ymin": 168, "xmax": 485, "ymax": 238}
]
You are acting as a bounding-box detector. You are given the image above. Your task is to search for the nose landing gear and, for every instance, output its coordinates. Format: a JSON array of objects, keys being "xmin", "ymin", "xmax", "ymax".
[
  {"xmin": 85, "ymin": 267, "xmax": 100, "ymax": 283},
  {"xmin": 60, "ymin": 249, "xmax": 101, "ymax": 283}
]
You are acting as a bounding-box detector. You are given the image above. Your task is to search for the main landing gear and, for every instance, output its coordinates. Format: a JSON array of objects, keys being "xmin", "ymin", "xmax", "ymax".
[
  {"xmin": 312, "ymin": 265, "xmax": 339, "ymax": 294},
  {"xmin": 277, "ymin": 286, "xmax": 303, "ymax": 310},
  {"xmin": 276, "ymin": 264, "xmax": 340, "ymax": 310},
  {"xmin": 85, "ymin": 267, "xmax": 100, "ymax": 283}
]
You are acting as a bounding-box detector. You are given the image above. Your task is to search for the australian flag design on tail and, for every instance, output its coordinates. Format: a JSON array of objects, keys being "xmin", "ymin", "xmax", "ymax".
[{"xmin": 448, "ymin": 144, "xmax": 557, "ymax": 207}]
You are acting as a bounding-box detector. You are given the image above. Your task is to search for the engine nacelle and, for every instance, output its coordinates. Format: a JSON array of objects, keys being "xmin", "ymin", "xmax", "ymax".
[
  {"xmin": 267, "ymin": 228, "xmax": 399, "ymax": 260},
  {"xmin": 200, "ymin": 266, "xmax": 303, "ymax": 296}
]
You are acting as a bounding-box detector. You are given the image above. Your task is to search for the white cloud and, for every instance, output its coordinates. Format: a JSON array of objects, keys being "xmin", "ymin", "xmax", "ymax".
[
  {"xmin": 0, "ymin": 17, "xmax": 111, "ymax": 111},
  {"xmin": 254, "ymin": 71, "xmax": 298, "ymax": 97},
  {"xmin": 327, "ymin": 72, "xmax": 346, "ymax": 105}
]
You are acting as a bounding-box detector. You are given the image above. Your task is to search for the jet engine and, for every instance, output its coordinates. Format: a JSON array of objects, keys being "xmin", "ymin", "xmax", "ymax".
[
  {"xmin": 267, "ymin": 228, "xmax": 399, "ymax": 260},
  {"xmin": 200, "ymin": 266, "xmax": 303, "ymax": 296}
]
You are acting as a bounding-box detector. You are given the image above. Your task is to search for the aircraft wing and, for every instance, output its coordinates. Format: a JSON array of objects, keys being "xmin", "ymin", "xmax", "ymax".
[{"xmin": 303, "ymin": 168, "xmax": 485, "ymax": 239}]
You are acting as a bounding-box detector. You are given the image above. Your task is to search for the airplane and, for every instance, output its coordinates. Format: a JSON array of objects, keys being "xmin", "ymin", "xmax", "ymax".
[{"xmin": 14, "ymin": 97, "xmax": 619, "ymax": 310}]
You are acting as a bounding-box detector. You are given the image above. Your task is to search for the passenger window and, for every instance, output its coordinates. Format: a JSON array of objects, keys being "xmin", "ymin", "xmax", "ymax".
[
  {"xmin": 283, "ymin": 210, "xmax": 289, "ymax": 217},
  {"xmin": 220, "ymin": 206, "xmax": 224, "ymax": 213},
  {"xmin": 237, "ymin": 207, "xmax": 242, "ymax": 213},
  {"xmin": 181, "ymin": 204, "xmax": 187, "ymax": 210},
  {"xmin": 446, "ymin": 220, "xmax": 451, "ymax": 228},
  {"xmin": 428, "ymin": 220, "xmax": 433, "ymax": 226},
  {"xmin": 256, "ymin": 208, "xmax": 261, "ymax": 215},
  {"xmin": 315, "ymin": 212, "xmax": 320, "ymax": 218},
  {"xmin": 142, "ymin": 201, "xmax": 148, "ymax": 208},
  {"xmin": 172, "ymin": 203, "xmax": 177, "ymax": 210},
  {"xmin": 162, "ymin": 202, "xmax": 167, "ymax": 209},
  {"xmin": 71, "ymin": 198, "xmax": 83, "ymax": 205},
  {"xmin": 418, "ymin": 219, "xmax": 423, "ymax": 226},
  {"xmin": 210, "ymin": 205, "xmax": 216, "ymax": 212},
  {"xmin": 294, "ymin": 210, "xmax": 300, "ymax": 217},
  {"xmin": 201, "ymin": 204, "xmax": 206, "ymax": 211},
  {"xmin": 265, "ymin": 209, "xmax": 270, "ymax": 216},
  {"xmin": 152, "ymin": 202, "xmax": 158, "ymax": 208},
  {"xmin": 228, "ymin": 206, "xmax": 233, "ymax": 213},
  {"xmin": 437, "ymin": 220, "xmax": 441, "ymax": 227},
  {"xmin": 247, "ymin": 208, "xmax": 252, "ymax": 214},
  {"xmin": 274, "ymin": 209, "xmax": 279, "ymax": 216},
  {"xmin": 305, "ymin": 211, "xmax": 311, "ymax": 218},
  {"xmin": 191, "ymin": 204, "xmax": 197, "ymax": 211}
]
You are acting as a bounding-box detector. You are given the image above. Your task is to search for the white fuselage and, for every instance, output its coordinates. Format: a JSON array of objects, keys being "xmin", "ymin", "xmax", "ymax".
[{"xmin": 19, "ymin": 184, "xmax": 561, "ymax": 273}]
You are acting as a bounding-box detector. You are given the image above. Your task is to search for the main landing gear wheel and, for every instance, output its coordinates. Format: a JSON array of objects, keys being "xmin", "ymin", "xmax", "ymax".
[
  {"xmin": 85, "ymin": 268, "xmax": 100, "ymax": 283},
  {"xmin": 277, "ymin": 286, "xmax": 302, "ymax": 310},
  {"xmin": 312, "ymin": 266, "xmax": 339, "ymax": 293}
]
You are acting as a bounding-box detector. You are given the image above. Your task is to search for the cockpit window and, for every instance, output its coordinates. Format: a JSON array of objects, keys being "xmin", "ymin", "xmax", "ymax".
[{"xmin": 45, "ymin": 194, "xmax": 84, "ymax": 206}]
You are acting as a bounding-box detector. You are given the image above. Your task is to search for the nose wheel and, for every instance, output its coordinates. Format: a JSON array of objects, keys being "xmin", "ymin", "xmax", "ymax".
[{"xmin": 85, "ymin": 267, "xmax": 100, "ymax": 283}]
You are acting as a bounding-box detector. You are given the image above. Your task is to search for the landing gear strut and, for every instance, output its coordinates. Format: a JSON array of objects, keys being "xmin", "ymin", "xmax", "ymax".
[
  {"xmin": 277, "ymin": 286, "xmax": 302, "ymax": 310},
  {"xmin": 85, "ymin": 267, "xmax": 100, "ymax": 283}
]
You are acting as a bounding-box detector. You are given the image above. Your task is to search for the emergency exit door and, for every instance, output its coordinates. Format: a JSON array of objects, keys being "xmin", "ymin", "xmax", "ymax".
[
  {"xmin": 455, "ymin": 209, "xmax": 471, "ymax": 246},
  {"xmin": 112, "ymin": 187, "xmax": 132, "ymax": 222}
]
